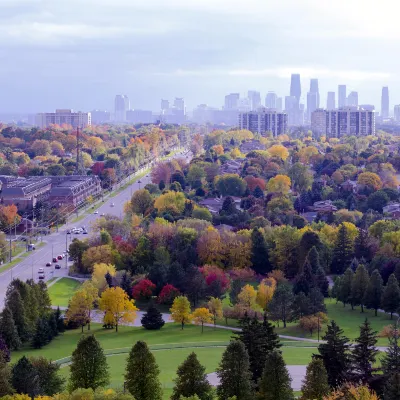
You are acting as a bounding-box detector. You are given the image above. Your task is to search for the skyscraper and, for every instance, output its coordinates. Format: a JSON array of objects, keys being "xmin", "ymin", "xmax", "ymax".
[
  {"xmin": 347, "ymin": 91, "xmax": 358, "ymax": 107},
  {"xmin": 224, "ymin": 93, "xmax": 240, "ymax": 110},
  {"xmin": 285, "ymin": 96, "xmax": 298, "ymax": 126},
  {"xmin": 306, "ymin": 79, "xmax": 320, "ymax": 122},
  {"xmin": 338, "ymin": 85, "xmax": 346, "ymax": 108},
  {"xmin": 381, "ymin": 86, "xmax": 389, "ymax": 119},
  {"xmin": 327, "ymin": 92, "xmax": 336, "ymax": 110},
  {"xmin": 248, "ymin": 90, "xmax": 261, "ymax": 110},
  {"xmin": 394, "ymin": 105, "xmax": 400, "ymax": 122},
  {"xmin": 290, "ymin": 74, "xmax": 301, "ymax": 103},
  {"xmin": 114, "ymin": 95, "xmax": 129, "ymax": 121},
  {"xmin": 174, "ymin": 97, "xmax": 185, "ymax": 112},
  {"xmin": 276, "ymin": 97, "xmax": 283, "ymax": 112},
  {"xmin": 161, "ymin": 99, "xmax": 170, "ymax": 112},
  {"xmin": 265, "ymin": 92, "xmax": 277, "ymax": 108}
]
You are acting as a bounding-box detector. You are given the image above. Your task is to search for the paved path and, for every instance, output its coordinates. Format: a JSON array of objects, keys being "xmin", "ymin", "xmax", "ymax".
[{"xmin": 207, "ymin": 366, "xmax": 306, "ymax": 391}]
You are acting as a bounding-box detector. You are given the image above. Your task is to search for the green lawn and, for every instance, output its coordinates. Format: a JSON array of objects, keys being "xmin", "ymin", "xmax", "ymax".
[{"xmin": 48, "ymin": 277, "xmax": 82, "ymax": 308}]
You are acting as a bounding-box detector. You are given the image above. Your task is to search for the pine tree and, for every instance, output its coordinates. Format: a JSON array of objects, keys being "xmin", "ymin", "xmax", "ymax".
[
  {"xmin": 308, "ymin": 246, "xmax": 321, "ymax": 273},
  {"xmin": 293, "ymin": 259, "xmax": 315, "ymax": 296},
  {"xmin": 11, "ymin": 356, "xmax": 40, "ymax": 398},
  {"xmin": 121, "ymin": 272, "xmax": 132, "ymax": 297},
  {"xmin": 364, "ymin": 270, "xmax": 383, "ymax": 316},
  {"xmin": 55, "ymin": 307, "xmax": 65, "ymax": 333},
  {"xmin": 105, "ymin": 272, "xmax": 113, "ymax": 288},
  {"xmin": 36, "ymin": 280, "xmax": 52, "ymax": 316},
  {"xmin": 171, "ymin": 352, "xmax": 213, "ymax": 400},
  {"xmin": 31, "ymin": 318, "xmax": 50, "ymax": 349},
  {"xmin": 337, "ymin": 268, "xmax": 353, "ymax": 308},
  {"xmin": 48, "ymin": 311, "xmax": 58, "ymax": 338},
  {"xmin": 351, "ymin": 319, "xmax": 378, "ymax": 384},
  {"xmin": 350, "ymin": 264, "xmax": 370, "ymax": 312},
  {"xmin": 125, "ymin": 340, "xmax": 162, "ymax": 400},
  {"xmin": 141, "ymin": 303, "xmax": 165, "ymax": 330},
  {"xmin": 384, "ymin": 372, "xmax": 400, "ymax": 400},
  {"xmin": 300, "ymin": 357, "xmax": 329, "ymax": 400},
  {"xmin": 354, "ymin": 228, "xmax": 371, "ymax": 261},
  {"xmin": 250, "ymin": 228, "xmax": 270, "ymax": 274},
  {"xmin": 216, "ymin": 341, "xmax": 253, "ymax": 400},
  {"xmin": 253, "ymin": 186, "xmax": 264, "ymax": 198},
  {"xmin": 308, "ymin": 287, "xmax": 327, "ymax": 315},
  {"xmin": 30, "ymin": 356, "xmax": 65, "ymax": 396},
  {"xmin": 315, "ymin": 267, "xmax": 329, "ymax": 297},
  {"xmin": 382, "ymin": 274, "xmax": 400, "ymax": 319},
  {"xmin": 258, "ymin": 351, "xmax": 294, "ymax": 400},
  {"xmin": 0, "ymin": 307, "xmax": 21, "ymax": 350},
  {"xmin": 6, "ymin": 289, "xmax": 28, "ymax": 342},
  {"xmin": 331, "ymin": 224, "xmax": 353, "ymax": 274},
  {"xmin": 0, "ymin": 336, "xmax": 10, "ymax": 363},
  {"xmin": 0, "ymin": 352, "xmax": 13, "ymax": 397},
  {"xmin": 318, "ymin": 321, "xmax": 351, "ymax": 388},
  {"xmin": 382, "ymin": 326, "xmax": 400, "ymax": 376},
  {"xmin": 69, "ymin": 334, "xmax": 109, "ymax": 391}
]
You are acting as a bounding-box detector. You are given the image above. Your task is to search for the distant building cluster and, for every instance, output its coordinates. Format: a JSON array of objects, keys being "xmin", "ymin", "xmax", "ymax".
[
  {"xmin": 238, "ymin": 108, "xmax": 288, "ymax": 136},
  {"xmin": 35, "ymin": 109, "xmax": 91, "ymax": 128}
]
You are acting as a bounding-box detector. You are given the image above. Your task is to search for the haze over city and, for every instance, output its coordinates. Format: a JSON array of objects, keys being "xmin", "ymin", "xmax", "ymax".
[{"xmin": 1, "ymin": 0, "xmax": 399, "ymax": 113}]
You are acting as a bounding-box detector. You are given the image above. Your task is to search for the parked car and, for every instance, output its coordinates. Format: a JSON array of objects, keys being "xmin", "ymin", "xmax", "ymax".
[
  {"xmin": 28, "ymin": 244, "xmax": 35, "ymax": 251},
  {"xmin": 55, "ymin": 264, "xmax": 61, "ymax": 269},
  {"xmin": 46, "ymin": 262, "xmax": 51, "ymax": 267},
  {"xmin": 52, "ymin": 257, "xmax": 57, "ymax": 263},
  {"xmin": 111, "ymin": 203, "xmax": 115, "ymax": 207},
  {"xmin": 83, "ymin": 230, "xmax": 88, "ymax": 234},
  {"xmin": 94, "ymin": 211, "xmax": 99, "ymax": 214}
]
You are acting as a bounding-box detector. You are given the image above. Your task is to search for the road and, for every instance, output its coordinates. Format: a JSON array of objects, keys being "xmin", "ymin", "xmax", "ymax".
[{"xmin": 0, "ymin": 149, "xmax": 190, "ymax": 310}]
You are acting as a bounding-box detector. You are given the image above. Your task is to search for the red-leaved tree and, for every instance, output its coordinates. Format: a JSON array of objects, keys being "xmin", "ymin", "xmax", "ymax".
[
  {"xmin": 132, "ymin": 279, "xmax": 156, "ymax": 300},
  {"xmin": 157, "ymin": 284, "xmax": 181, "ymax": 305},
  {"xmin": 199, "ymin": 265, "xmax": 231, "ymax": 295}
]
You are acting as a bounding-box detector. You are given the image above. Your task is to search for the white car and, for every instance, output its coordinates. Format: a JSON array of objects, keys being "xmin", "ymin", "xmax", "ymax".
[
  {"xmin": 110, "ymin": 203, "xmax": 115, "ymax": 207},
  {"xmin": 38, "ymin": 273, "xmax": 45, "ymax": 280},
  {"xmin": 38, "ymin": 268, "xmax": 44, "ymax": 274},
  {"xmin": 94, "ymin": 211, "xmax": 99, "ymax": 214}
]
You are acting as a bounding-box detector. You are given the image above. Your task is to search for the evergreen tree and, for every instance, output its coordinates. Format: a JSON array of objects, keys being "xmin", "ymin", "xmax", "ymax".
[
  {"xmin": 292, "ymin": 292, "xmax": 311, "ymax": 319},
  {"xmin": 382, "ymin": 326, "xmax": 400, "ymax": 376},
  {"xmin": 0, "ymin": 336, "xmax": 10, "ymax": 363},
  {"xmin": 229, "ymin": 280, "xmax": 245, "ymax": 306},
  {"xmin": 258, "ymin": 351, "xmax": 294, "ymax": 400},
  {"xmin": 141, "ymin": 303, "xmax": 165, "ymax": 330},
  {"xmin": 315, "ymin": 267, "xmax": 329, "ymax": 297},
  {"xmin": 19, "ymin": 279, "xmax": 39, "ymax": 336},
  {"xmin": 0, "ymin": 307, "xmax": 21, "ymax": 350},
  {"xmin": 300, "ymin": 357, "xmax": 329, "ymax": 400},
  {"xmin": 36, "ymin": 280, "xmax": 52, "ymax": 316},
  {"xmin": 6, "ymin": 289, "xmax": 28, "ymax": 342},
  {"xmin": 331, "ymin": 224, "xmax": 353, "ymax": 274},
  {"xmin": 331, "ymin": 276, "xmax": 341, "ymax": 303},
  {"xmin": 308, "ymin": 288, "xmax": 327, "ymax": 315},
  {"xmin": 11, "ymin": 356, "xmax": 40, "ymax": 398},
  {"xmin": 0, "ymin": 352, "xmax": 13, "ymax": 397},
  {"xmin": 250, "ymin": 228, "xmax": 271, "ymax": 274},
  {"xmin": 69, "ymin": 334, "xmax": 109, "ymax": 391},
  {"xmin": 105, "ymin": 272, "xmax": 113, "ymax": 288},
  {"xmin": 351, "ymin": 264, "xmax": 370, "ymax": 312},
  {"xmin": 364, "ymin": 270, "xmax": 383, "ymax": 316},
  {"xmin": 318, "ymin": 321, "xmax": 351, "ymax": 388},
  {"xmin": 125, "ymin": 340, "xmax": 162, "ymax": 400},
  {"xmin": 293, "ymin": 259, "xmax": 315, "ymax": 296},
  {"xmin": 31, "ymin": 318, "xmax": 50, "ymax": 349},
  {"xmin": 253, "ymin": 186, "xmax": 264, "ymax": 198},
  {"xmin": 384, "ymin": 372, "xmax": 400, "ymax": 400},
  {"xmin": 354, "ymin": 228, "xmax": 372, "ymax": 261},
  {"xmin": 308, "ymin": 246, "xmax": 321, "ymax": 273},
  {"xmin": 382, "ymin": 274, "xmax": 400, "ymax": 319},
  {"xmin": 337, "ymin": 268, "xmax": 353, "ymax": 308},
  {"xmin": 30, "ymin": 356, "xmax": 65, "ymax": 396},
  {"xmin": 55, "ymin": 307, "xmax": 65, "ymax": 333},
  {"xmin": 351, "ymin": 319, "xmax": 378, "ymax": 384},
  {"xmin": 216, "ymin": 341, "xmax": 253, "ymax": 400},
  {"xmin": 159, "ymin": 180, "xmax": 165, "ymax": 191},
  {"xmin": 48, "ymin": 311, "xmax": 58, "ymax": 338},
  {"xmin": 171, "ymin": 352, "xmax": 213, "ymax": 400},
  {"xmin": 269, "ymin": 283, "xmax": 294, "ymax": 328},
  {"xmin": 121, "ymin": 272, "xmax": 132, "ymax": 297}
]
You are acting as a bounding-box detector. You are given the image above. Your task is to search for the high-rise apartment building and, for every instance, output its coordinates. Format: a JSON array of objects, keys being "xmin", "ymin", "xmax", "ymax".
[
  {"xmin": 238, "ymin": 108, "xmax": 288, "ymax": 137},
  {"xmin": 35, "ymin": 109, "xmax": 91, "ymax": 128},
  {"xmin": 224, "ymin": 93, "xmax": 240, "ymax": 110},
  {"xmin": 381, "ymin": 87, "xmax": 389, "ymax": 119},
  {"xmin": 276, "ymin": 97, "xmax": 283, "ymax": 112},
  {"xmin": 114, "ymin": 95, "xmax": 130, "ymax": 121},
  {"xmin": 327, "ymin": 92, "xmax": 336, "ymax": 110},
  {"xmin": 311, "ymin": 109, "xmax": 327, "ymax": 136},
  {"xmin": 265, "ymin": 92, "xmax": 277, "ymax": 108},
  {"xmin": 338, "ymin": 85, "xmax": 347, "ymax": 108},
  {"xmin": 394, "ymin": 105, "xmax": 400, "ymax": 122},
  {"xmin": 311, "ymin": 107, "xmax": 375, "ymax": 137},
  {"xmin": 347, "ymin": 91, "xmax": 358, "ymax": 107},
  {"xmin": 248, "ymin": 91, "xmax": 261, "ymax": 110}
]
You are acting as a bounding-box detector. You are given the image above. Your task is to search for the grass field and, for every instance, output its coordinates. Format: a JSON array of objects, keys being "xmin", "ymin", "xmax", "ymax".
[{"xmin": 48, "ymin": 277, "xmax": 82, "ymax": 307}]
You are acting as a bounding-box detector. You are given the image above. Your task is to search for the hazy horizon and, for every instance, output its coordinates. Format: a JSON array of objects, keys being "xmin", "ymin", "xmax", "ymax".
[{"xmin": 1, "ymin": 0, "xmax": 398, "ymax": 113}]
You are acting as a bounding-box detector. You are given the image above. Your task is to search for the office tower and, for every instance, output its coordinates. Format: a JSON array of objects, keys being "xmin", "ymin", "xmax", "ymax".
[
  {"xmin": 311, "ymin": 108, "xmax": 375, "ymax": 137},
  {"xmin": 381, "ymin": 86, "xmax": 389, "ymax": 119},
  {"xmin": 338, "ymin": 85, "xmax": 347, "ymax": 108},
  {"xmin": 347, "ymin": 91, "xmax": 358, "ymax": 107},
  {"xmin": 238, "ymin": 108, "xmax": 288, "ymax": 137},
  {"xmin": 115, "ymin": 95, "xmax": 129, "ymax": 121},
  {"xmin": 290, "ymin": 74, "xmax": 301, "ymax": 103},
  {"xmin": 276, "ymin": 97, "xmax": 283, "ymax": 112},
  {"xmin": 394, "ymin": 105, "xmax": 400, "ymax": 122},
  {"xmin": 91, "ymin": 110, "xmax": 111, "ymax": 124},
  {"xmin": 224, "ymin": 93, "xmax": 240, "ymax": 110},
  {"xmin": 237, "ymin": 97, "xmax": 252, "ymax": 112},
  {"xmin": 285, "ymin": 96, "xmax": 297, "ymax": 126},
  {"xmin": 327, "ymin": 92, "xmax": 336, "ymax": 110},
  {"xmin": 174, "ymin": 97, "xmax": 185, "ymax": 112},
  {"xmin": 248, "ymin": 90, "xmax": 261, "ymax": 110},
  {"xmin": 126, "ymin": 110, "xmax": 154, "ymax": 124},
  {"xmin": 265, "ymin": 92, "xmax": 277, "ymax": 108},
  {"xmin": 35, "ymin": 109, "xmax": 91, "ymax": 128},
  {"xmin": 307, "ymin": 79, "xmax": 320, "ymax": 122},
  {"xmin": 359, "ymin": 104, "xmax": 375, "ymax": 111},
  {"xmin": 161, "ymin": 99, "xmax": 170, "ymax": 112}
]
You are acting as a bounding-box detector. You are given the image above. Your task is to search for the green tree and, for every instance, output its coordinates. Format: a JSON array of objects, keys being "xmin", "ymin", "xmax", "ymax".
[
  {"xmin": 216, "ymin": 341, "xmax": 253, "ymax": 400},
  {"xmin": 69, "ymin": 335, "xmax": 109, "ymax": 391},
  {"xmin": 141, "ymin": 303, "xmax": 165, "ymax": 330},
  {"xmin": 171, "ymin": 352, "xmax": 213, "ymax": 400},
  {"xmin": 289, "ymin": 162, "xmax": 313, "ymax": 192},
  {"xmin": 69, "ymin": 239, "xmax": 90, "ymax": 272},
  {"xmin": 30, "ymin": 356, "xmax": 65, "ymax": 396},
  {"xmin": 0, "ymin": 352, "xmax": 13, "ymax": 397},
  {"xmin": 229, "ymin": 280, "xmax": 245, "ymax": 306},
  {"xmin": 351, "ymin": 319, "xmax": 378, "ymax": 384},
  {"xmin": 300, "ymin": 357, "xmax": 329, "ymax": 400},
  {"xmin": 11, "ymin": 356, "xmax": 40, "ymax": 398},
  {"xmin": 258, "ymin": 351, "xmax": 294, "ymax": 400},
  {"xmin": 367, "ymin": 190, "xmax": 389, "ymax": 212},
  {"xmin": 318, "ymin": 321, "xmax": 351, "ymax": 388},
  {"xmin": 31, "ymin": 317, "xmax": 50, "ymax": 349},
  {"xmin": 250, "ymin": 228, "xmax": 270, "ymax": 274},
  {"xmin": 130, "ymin": 189, "xmax": 153, "ymax": 215},
  {"xmin": 350, "ymin": 264, "xmax": 370, "ymax": 312},
  {"xmin": 337, "ymin": 268, "xmax": 353, "ymax": 308},
  {"xmin": 384, "ymin": 372, "xmax": 400, "ymax": 400},
  {"xmin": 331, "ymin": 224, "xmax": 353, "ymax": 274},
  {"xmin": 364, "ymin": 270, "xmax": 383, "ymax": 316},
  {"xmin": 125, "ymin": 340, "xmax": 162, "ymax": 400},
  {"xmin": 269, "ymin": 283, "xmax": 294, "ymax": 328},
  {"xmin": 0, "ymin": 307, "xmax": 21, "ymax": 350},
  {"xmin": 215, "ymin": 174, "xmax": 247, "ymax": 196},
  {"xmin": 308, "ymin": 246, "xmax": 321, "ymax": 273},
  {"xmin": 5, "ymin": 289, "xmax": 28, "ymax": 342},
  {"xmin": 381, "ymin": 274, "xmax": 400, "ymax": 319},
  {"xmin": 382, "ymin": 325, "xmax": 400, "ymax": 376}
]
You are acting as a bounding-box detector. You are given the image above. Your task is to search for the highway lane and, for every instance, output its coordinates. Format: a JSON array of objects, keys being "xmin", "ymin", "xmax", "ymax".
[{"xmin": 0, "ymin": 149, "xmax": 190, "ymax": 310}]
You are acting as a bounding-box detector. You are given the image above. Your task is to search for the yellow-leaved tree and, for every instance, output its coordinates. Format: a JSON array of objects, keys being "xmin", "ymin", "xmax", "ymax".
[
  {"xmin": 192, "ymin": 307, "xmax": 213, "ymax": 333},
  {"xmin": 98, "ymin": 287, "xmax": 138, "ymax": 332},
  {"xmin": 238, "ymin": 284, "xmax": 257, "ymax": 311},
  {"xmin": 207, "ymin": 297, "xmax": 223, "ymax": 328},
  {"xmin": 323, "ymin": 384, "xmax": 379, "ymax": 400},
  {"xmin": 154, "ymin": 191, "xmax": 186, "ymax": 216},
  {"xmin": 256, "ymin": 278, "xmax": 276, "ymax": 311},
  {"xmin": 64, "ymin": 290, "xmax": 89, "ymax": 333},
  {"xmin": 91, "ymin": 263, "xmax": 116, "ymax": 293},
  {"xmin": 170, "ymin": 296, "xmax": 192, "ymax": 330},
  {"xmin": 266, "ymin": 174, "xmax": 291, "ymax": 194},
  {"xmin": 357, "ymin": 172, "xmax": 382, "ymax": 191},
  {"xmin": 267, "ymin": 144, "xmax": 289, "ymax": 161},
  {"xmin": 79, "ymin": 280, "xmax": 99, "ymax": 330}
]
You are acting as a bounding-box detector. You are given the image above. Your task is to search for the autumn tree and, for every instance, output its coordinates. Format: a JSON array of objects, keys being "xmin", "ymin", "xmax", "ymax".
[
  {"xmin": 268, "ymin": 144, "xmax": 289, "ymax": 161},
  {"xmin": 130, "ymin": 189, "xmax": 153, "ymax": 215},
  {"xmin": 98, "ymin": 287, "xmax": 138, "ymax": 332},
  {"xmin": 65, "ymin": 290, "xmax": 89, "ymax": 333},
  {"xmin": 256, "ymin": 278, "xmax": 276, "ymax": 311},
  {"xmin": 266, "ymin": 174, "xmax": 291, "ymax": 195},
  {"xmin": 237, "ymin": 284, "xmax": 257, "ymax": 311},
  {"xmin": 82, "ymin": 246, "xmax": 114, "ymax": 274},
  {"xmin": 207, "ymin": 297, "xmax": 223, "ymax": 327},
  {"xmin": 215, "ymin": 174, "xmax": 247, "ymax": 196},
  {"xmin": 192, "ymin": 308, "xmax": 213, "ymax": 333},
  {"xmin": 170, "ymin": 296, "xmax": 192, "ymax": 330},
  {"xmin": 91, "ymin": 263, "xmax": 116, "ymax": 293},
  {"xmin": 357, "ymin": 172, "xmax": 382, "ymax": 191}
]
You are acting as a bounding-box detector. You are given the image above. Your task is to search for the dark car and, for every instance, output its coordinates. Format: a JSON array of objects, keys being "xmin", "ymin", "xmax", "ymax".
[
  {"xmin": 55, "ymin": 264, "xmax": 61, "ymax": 269},
  {"xmin": 66, "ymin": 230, "xmax": 71, "ymax": 234},
  {"xmin": 46, "ymin": 262, "xmax": 51, "ymax": 267},
  {"xmin": 57, "ymin": 255, "xmax": 63, "ymax": 260},
  {"xmin": 83, "ymin": 230, "xmax": 88, "ymax": 234},
  {"xmin": 52, "ymin": 257, "xmax": 57, "ymax": 263}
]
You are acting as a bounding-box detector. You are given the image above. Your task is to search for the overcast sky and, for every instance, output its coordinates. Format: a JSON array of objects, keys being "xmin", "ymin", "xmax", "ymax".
[{"xmin": 1, "ymin": 0, "xmax": 398, "ymax": 113}]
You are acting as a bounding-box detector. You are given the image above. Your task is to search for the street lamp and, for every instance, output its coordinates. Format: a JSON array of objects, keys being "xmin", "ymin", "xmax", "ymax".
[{"xmin": 138, "ymin": 180, "xmax": 142, "ymax": 190}]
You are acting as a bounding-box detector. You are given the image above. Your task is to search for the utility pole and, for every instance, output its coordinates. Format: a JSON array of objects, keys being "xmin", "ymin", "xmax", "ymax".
[
  {"xmin": 76, "ymin": 126, "xmax": 80, "ymax": 174},
  {"xmin": 9, "ymin": 238, "xmax": 12, "ymax": 263},
  {"xmin": 52, "ymin": 244, "xmax": 54, "ymax": 260}
]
